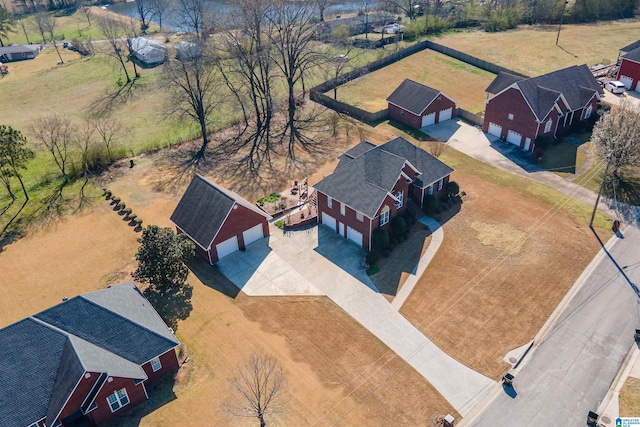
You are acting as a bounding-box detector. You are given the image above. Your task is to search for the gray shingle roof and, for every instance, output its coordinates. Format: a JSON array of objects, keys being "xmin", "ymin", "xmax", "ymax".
[
  {"xmin": 315, "ymin": 137, "xmax": 454, "ymax": 218},
  {"xmin": 170, "ymin": 175, "xmax": 270, "ymax": 249},
  {"xmin": 485, "ymin": 71, "xmax": 526, "ymax": 95},
  {"xmin": 621, "ymin": 40, "xmax": 640, "ymax": 53},
  {"xmin": 386, "ymin": 79, "xmax": 445, "ymax": 115},
  {"xmin": 0, "ymin": 44, "xmax": 41, "ymax": 55},
  {"xmin": 623, "ymin": 46, "xmax": 640, "ymax": 63},
  {"xmin": 487, "ymin": 65, "xmax": 602, "ymax": 121},
  {"xmin": 0, "ymin": 283, "xmax": 179, "ymax": 427}
]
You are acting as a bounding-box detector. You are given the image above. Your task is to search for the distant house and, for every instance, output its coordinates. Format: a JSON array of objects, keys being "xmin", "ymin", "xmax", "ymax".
[
  {"xmin": 170, "ymin": 175, "xmax": 272, "ymax": 264},
  {"xmin": 0, "ymin": 282, "xmax": 180, "ymax": 427},
  {"xmin": 483, "ymin": 65, "xmax": 602, "ymax": 153},
  {"xmin": 617, "ymin": 41, "xmax": 640, "ymax": 92},
  {"xmin": 130, "ymin": 37, "xmax": 167, "ymax": 66},
  {"xmin": 387, "ymin": 79, "xmax": 457, "ymax": 129},
  {"xmin": 314, "ymin": 137, "xmax": 454, "ymax": 250},
  {"xmin": 175, "ymin": 41, "xmax": 202, "ymax": 60},
  {"xmin": 0, "ymin": 44, "xmax": 42, "ymax": 62}
]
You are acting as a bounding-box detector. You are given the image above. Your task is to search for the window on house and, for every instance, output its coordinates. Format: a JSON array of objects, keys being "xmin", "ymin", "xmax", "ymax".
[
  {"xmin": 438, "ymin": 179, "xmax": 443, "ymax": 191},
  {"xmin": 400, "ymin": 110, "xmax": 404, "ymax": 116},
  {"xmin": 395, "ymin": 191, "xmax": 403, "ymax": 209},
  {"xmin": 585, "ymin": 105, "xmax": 593, "ymax": 119},
  {"xmin": 428, "ymin": 185, "xmax": 434, "ymax": 195},
  {"xmin": 356, "ymin": 211, "xmax": 363, "ymax": 222},
  {"xmin": 327, "ymin": 196, "xmax": 333, "ymax": 209},
  {"xmin": 107, "ymin": 389, "xmax": 130, "ymax": 412},
  {"xmin": 544, "ymin": 119, "xmax": 553, "ymax": 133},
  {"xmin": 508, "ymin": 113, "xmax": 514, "ymax": 121},
  {"xmin": 151, "ymin": 357, "xmax": 162, "ymax": 372},
  {"xmin": 379, "ymin": 206, "xmax": 390, "ymax": 227},
  {"xmin": 340, "ymin": 202, "xmax": 345, "ymax": 216}
]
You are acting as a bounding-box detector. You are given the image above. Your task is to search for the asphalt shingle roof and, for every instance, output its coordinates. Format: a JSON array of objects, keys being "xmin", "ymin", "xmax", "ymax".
[
  {"xmin": 485, "ymin": 71, "xmax": 526, "ymax": 95},
  {"xmin": 0, "ymin": 44, "xmax": 41, "ymax": 55},
  {"xmin": 386, "ymin": 79, "xmax": 443, "ymax": 115},
  {"xmin": 170, "ymin": 175, "xmax": 269, "ymax": 249},
  {"xmin": 315, "ymin": 137, "xmax": 454, "ymax": 218},
  {"xmin": 623, "ymin": 46, "xmax": 640, "ymax": 63},
  {"xmin": 621, "ymin": 40, "xmax": 640, "ymax": 53}
]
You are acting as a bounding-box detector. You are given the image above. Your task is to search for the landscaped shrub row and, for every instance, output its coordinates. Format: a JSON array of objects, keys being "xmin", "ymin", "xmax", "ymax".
[
  {"xmin": 103, "ymin": 189, "xmax": 143, "ymax": 230},
  {"xmin": 367, "ymin": 212, "xmax": 417, "ymax": 272},
  {"xmin": 422, "ymin": 181, "xmax": 462, "ymax": 215}
]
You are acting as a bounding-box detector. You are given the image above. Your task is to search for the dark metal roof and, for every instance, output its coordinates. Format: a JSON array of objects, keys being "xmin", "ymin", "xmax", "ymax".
[
  {"xmin": 315, "ymin": 137, "xmax": 454, "ymax": 218},
  {"xmin": 485, "ymin": 71, "xmax": 526, "ymax": 95},
  {"xmin": 623, "ymin": 46, "xmax": 640, "ymax": 63},
  {"xmin": 170, "ymin": 175, "xmax": 270, "ymax": 249},
  {"xmin": 621, "ymin": 40, "xmax": 640, "ymax": 53},
  {"xmin": 386, "ymin": 79, "xmax": 444, "ymax": 116}
]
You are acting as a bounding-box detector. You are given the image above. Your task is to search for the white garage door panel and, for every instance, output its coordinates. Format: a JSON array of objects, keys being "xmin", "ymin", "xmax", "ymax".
[
  {"xmin": 216, "ymin": 236, "xmax": 239, "ymax": 260},
  {"xmin": 507, "ymin": 130, "xmax": 522, "ymax": 146},
  {"xmin": 322, "ymin": 212, "xmax": 336, "ymax": 230},
  {"xmin": 620, "ymin": 75, "xmax": 633, "ymax": 89},
  {"xmin": 347, "ymin": 227, "xmax": 363, "ymax": 247},
  {"xmin": 487, "ymin": 122, "xmax": 502, "ymax": 138},
  {"xmin": 421, "ymin": 112, "xmax": 436, "ymax": 127},
  {"xmin": 242, "ymin": 223, "xmax": 264, "ymax": 246},
  {"xmin": 439, "ymin": 107, "xmax": 453, "ymax": 122},
  {"xmin": 636, "ymin": 81, "xmax": 640, "ymax": 93}
]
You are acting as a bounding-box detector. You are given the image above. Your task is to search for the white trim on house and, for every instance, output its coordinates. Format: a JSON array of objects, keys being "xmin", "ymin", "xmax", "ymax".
[
  {"xmin": 544, "ymin": 119, "xmax": 553, "ymax": 133},
  {"xmin": 205, "ymin": 202, "xmax": 237, "ymax": 250},
  {"xmin": 150, "ymin": 357, "xmax": 162, "ymax": 372},
  {"xmin": 387, "ymin": 91, "xmax": 457, "ymax": 117},
  {"xmin": 327, "ymin": 196, "xmax": 333, "ymax": 209},
  {"xmin": 379, "ymin": 205, "xmax": 390, "ymax": 226},
  {"xmin": 107, "ymin": 388, "xmax": 130, "ymax": 413}
]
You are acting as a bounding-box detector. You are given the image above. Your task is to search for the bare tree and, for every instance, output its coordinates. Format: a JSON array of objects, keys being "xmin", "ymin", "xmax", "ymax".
[
  {"xmin": 223, "ymin": 352, "xmax": 290, "ymax": 427},
  {"xmin": 41, "ymin": 12, "xmax": 64, "ymax": 63},
  {"xmin": 134, "ymin": 0, "xmax": 154, "ymax": 33},
  {"xmin": 427, "ymin": 140, "xmax": 447, "ymax": 158},
  {"xmin": 386, "ymin": 0, "xmax": 418, "ymax": 20},
  {"xmin": 91, "ymin": 116, "xmax": 126, "ymax": 161},
  {"xmin": 592, "ymin": 101, "xmax": 640, "ymax": 177},
  {"xmin": 163, "ymin": 42, "xmax": 224, "ymax": 163},
  {"xmin": 16, "ymin": 15, "xmax": 31, "ymax": 44},
  {"xmin": 81, "ymin": 1, "xmax": 92, "ymax": 26},
  {"xmin": 151, "ymin": 0, "xmax": 173, "ymax": 31},
  {"xmin": 175, "ymin": 0, "xmax": 209, "ymax": 40},
  {"xmin": 76, "ymin": 120, "xmax": 96, "ymax": 201},
  {"xmin": 316, "ymin": 0, "xmax": 333, "ymax": 21},
  {"xmin": 357, "ymin": 0, "xmax": 375, "ymax": 40},
  {"xmin": 121, "ymin": 17, "xmax": 141, "ymax": 79},
  {"xmin": 31, "ymin": 115, "xmax": 76, "ymax": 183},
  {"xmin": 34, "ymin": 11, "xmax": 48, "ymax": 43},
  {"xmin": 322, "ymin": 43, "xmax": 359, "ymax": 100},
  {"xmin": 97, "ymin": 15, "xmax": 132, "ymax": 84}
]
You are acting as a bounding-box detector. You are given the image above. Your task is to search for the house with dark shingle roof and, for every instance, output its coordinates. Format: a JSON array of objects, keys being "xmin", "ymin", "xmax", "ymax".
[
  {"xmin": 170, "ymin": 175, "xmax": 272, "ymax": 264},
  {"xmin": 617, "ymin": 42, "xmax": 640, "ymax": 93},
  {"xmin": 483, "ymin": 65, "xmax": 602, "ymax": 153},
  {"xmin": 0, "ymin": 44, "xmax": 42, "ymax": 62},
  {"xmin": 0, "ymin": 282, "xmax": 180, "ymax": 427},
  {"xmin": 314, "ymin": 137, "xmax": 454, "ymax": 249},
  {"xmin": 386, "ymin": 79, "xmax": 457, "ymax": 129}
]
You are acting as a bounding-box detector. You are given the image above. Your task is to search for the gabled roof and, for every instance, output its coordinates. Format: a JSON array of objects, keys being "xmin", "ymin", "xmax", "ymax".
[
  {"xmin": 487, "ymin": 65, "xmax": 602, "ymax": 121},
  {"xmin": 0, "ymin": 283, "xmax": 178, "ymax": 427},
  {"xmin": 170, "ymin": 175, "xmax": 271, "ymax": 249},
  {"xmin": 315, "ymin": 137, "xmax": 454, "ymax": 218},
  {"xmin": 386, "ymin": 79, "xmax": 452, "ymax": 116},
  {"xmin": 622, "ymin": 46, "xmax": 640, "ymax": 63},
  {"xmin": 0, "ymin": 44, "xmax": 41, "ymax": 54},
  {"xmin": 485, "ymin": 71, "xmax": 526, "ymax": 95},
  {"xmin": 621, "ymin": 40, "xmax": 640, "ymax": 54}
]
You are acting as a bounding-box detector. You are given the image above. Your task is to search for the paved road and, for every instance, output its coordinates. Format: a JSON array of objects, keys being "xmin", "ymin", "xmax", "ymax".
[{"xmin": 470, "ymin": 226, "xmax": 640, "ymax": 426}]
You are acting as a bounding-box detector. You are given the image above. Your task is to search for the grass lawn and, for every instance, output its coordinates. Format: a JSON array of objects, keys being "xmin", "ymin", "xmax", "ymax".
[
  {"xmin": 337, "ymin": 48, "xmax": 496, "ymax": 115},
  {"xmin": 539, "ymin": 139, "xmax": 587, "ymax": 177},
  {"xmin": 620, "ymin": 377, "xmax": 640, "ymax": 417},
  {"xmin": 433, "ymin": 19, "xmax": 640, "ymax": 76}
]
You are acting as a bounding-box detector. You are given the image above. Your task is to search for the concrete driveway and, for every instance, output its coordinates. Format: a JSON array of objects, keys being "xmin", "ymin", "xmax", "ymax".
[
  {"xmin": 217, "ymin": 223, "xmax": 495, "ymax": 416},
  {"xmin": 602, "ymin": 89, "xmax": 640, "ymax": 109}
]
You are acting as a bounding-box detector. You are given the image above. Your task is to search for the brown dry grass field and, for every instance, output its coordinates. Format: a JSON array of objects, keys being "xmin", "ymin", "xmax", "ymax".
[
  {"xmin": 400, "ymin": 167, "xmax": 605, "ymax": 380},
  {"xmin": 620, "ymin": 377, "xmax": 640, "ymax": 417},
  {"xmin": 434, "ymin": 19, "xmax": 640, "ymax": 76},
  {"xmin": 337, "ymin": 48, "xmax": 496, "ymax": 115}
]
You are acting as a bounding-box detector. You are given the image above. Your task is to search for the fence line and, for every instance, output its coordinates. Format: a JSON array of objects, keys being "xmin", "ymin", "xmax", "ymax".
[
  {"xmin": 457, "ymin": 108, "xmax": 484, "ymax": 126},
  {"xmin": 310, "ymin": 90, "xmax": 388, "ymax": 123}
]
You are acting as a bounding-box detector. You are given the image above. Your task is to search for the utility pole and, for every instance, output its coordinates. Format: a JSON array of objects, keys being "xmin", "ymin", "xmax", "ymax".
[
  {"xmin": 590, "ymin": 154, "xmax": 612, "ymax": 228},
  {"xmin": 555, "ymin": 0, "xmax": 569, "ymax": 46}
]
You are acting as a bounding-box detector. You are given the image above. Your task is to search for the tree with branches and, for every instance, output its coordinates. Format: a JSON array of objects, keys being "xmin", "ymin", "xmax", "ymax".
[
  {"xmin": 175, "ymin": 0, "xmax": 209, "ymax": 40},
  {"xmin": 91, "ymin": 116, "xmax": 126, "ymax": 161},
  {"xmin": 41, "ymin": 12, "xmax": 64, "ymax": 63},
  {"xmin": 151, "ymin": 0, "xmax": 173, "ymax": 32},
  {"xmin": 592, "ymin": 101, "xmax": 640, "ymax": 178},
  {"xmin": 223, "ymin": 352, "xmax": 290, "ymax": 427},
  {"xmin": 0, "ymin": 125, "xmax": 34, "ymax": 202},
  {"xmin": 0, "ymin": 5, "xmax": 14, "ymax": 47},
  {"xmin": 134, "ymin": 0, "xmax": 154, "ymax": 33},
  {"xmin": 97, "ymin": 15, "xmax": 133, "ymax": 84},
  {"xmin": 31, "ymin": 115, "xmax": 76, "ymax": 183}
]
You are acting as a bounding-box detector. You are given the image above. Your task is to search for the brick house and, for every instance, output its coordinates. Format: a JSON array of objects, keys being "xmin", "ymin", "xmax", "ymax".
[
  {"xmin": 617, "ymin": 41, "xmax": 640, "ymax": 92},
  {"xmin": 170, "ymin": 175, "xmax": 272, "ymax": 264},
  {"xmin": 0, "ymin": 282, "xmax": 180, "ymax": 427},
  {"xmin": 483, "ymin": 65, "xmax": 602, "ymax": 153},
  {"xmin": 387, "ymin": 79, "xmax": 457, "ymax": 129},
  {"xmin": 314, "ymin": 137, "xmax": 454, "ymax": 250}
]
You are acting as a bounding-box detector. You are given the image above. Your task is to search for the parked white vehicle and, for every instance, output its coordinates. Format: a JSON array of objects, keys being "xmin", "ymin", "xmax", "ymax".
[{"xmin": 605, "ymin": 80, "xmax": 626, "ymax": 94}]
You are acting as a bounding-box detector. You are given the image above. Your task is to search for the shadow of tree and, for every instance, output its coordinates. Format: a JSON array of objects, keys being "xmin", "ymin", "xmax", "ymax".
[
  {"xmin": 143, "ymin": 283, "xmax": 194, "ymax": 331},
  {"xmin": 187, "ymin": 257, "xmax": 240, "ymax": 299}
]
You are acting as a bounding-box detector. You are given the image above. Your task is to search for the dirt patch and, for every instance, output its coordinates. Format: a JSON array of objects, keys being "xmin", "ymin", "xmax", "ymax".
[{"xmin": 400, "ymin": 170, "xmax": 603, "ymax": 379}]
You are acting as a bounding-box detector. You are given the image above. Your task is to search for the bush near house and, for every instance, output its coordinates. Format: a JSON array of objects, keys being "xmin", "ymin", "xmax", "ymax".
[
  {"xmin": 423, "ymin": 194, "xmax": 439, "ymax": 214},
  {"xmin": 391, "ymin": 216, "xmax": 407, "ymax": 236},
  {"xmin": 447, "ymin": 181, "xmax": 460, "ymax": 197},
  {"xmin": 372, "ymin": 228, "xmax": 390, "ymax": 251}
]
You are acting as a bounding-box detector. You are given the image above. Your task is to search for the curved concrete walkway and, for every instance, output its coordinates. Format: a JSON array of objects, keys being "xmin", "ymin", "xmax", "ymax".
[
  {"xmin": 218, "ymin": 224, "xmax": 494, "ymax": 416},
  {"xmin": 391, "ymin": 215, "xmax": 443, "ymax": 310}
]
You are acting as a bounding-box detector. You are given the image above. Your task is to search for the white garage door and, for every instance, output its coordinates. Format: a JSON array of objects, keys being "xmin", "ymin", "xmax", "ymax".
[
  {"xmin": 620, "ymin": 75, "xmax": 633, "ymax": 89},
  {"xmin": 636, "ymin": 81, "xmax": 640, "ymax": 93},
  {"xmin": 347, "ymin": 226, "xmax": 363, "ymax": 247},
  {"xmin": 507, "ymin": 130, "xmax": 522, "ymax": 146},
  {"xmin": 487, "ymin": 122, "xmax": 502, "ymax": 138},
  {"xmin": 321, "ymin": 212, "xmax": 336, "ymax": 230},
  {"xmin": 421, "ymin": 112, "xmax": 436, "ymax": 127},
  {"xmin": 216, "ymin": 236, "xmax": 239, "ymax": 260},
  {"xmin": 439, "ymin": 107, "xmax": 453, "ymax": 122},
  {"xmin": 242, "ymin": 223, "xmax": 264, "ymax": 246}
]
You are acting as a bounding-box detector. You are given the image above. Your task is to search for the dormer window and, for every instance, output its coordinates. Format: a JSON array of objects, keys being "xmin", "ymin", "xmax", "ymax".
[{"xmin": 395, "ymin": 191, "xmax": 404, "ymax": 209}]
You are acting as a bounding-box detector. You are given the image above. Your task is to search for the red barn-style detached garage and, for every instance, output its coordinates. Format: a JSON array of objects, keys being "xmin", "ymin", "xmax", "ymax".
[
  {"xmin": 618, "ymin": 40, "xmax": 640, "ymax": 92},
  {"xmin": 0, "ymin": 282, "xmax": 180, "ymax": 427},
  {"xmin": 387, "ymin": 79, "xmax": 457, "ymax": 129},
  {"xmin": 171, "ymin": 174, "xmax": 272, "ymax": 264},
  {"xmin": 314, "ymin": 137, "xmax": 454, "ymax": 250}
]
